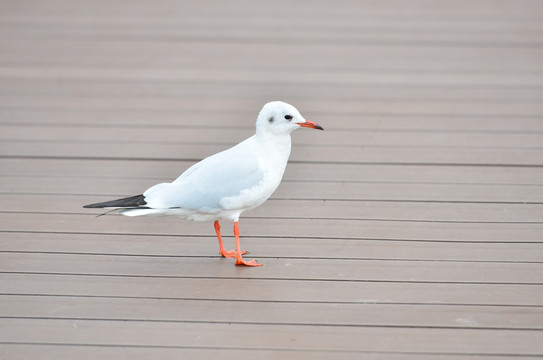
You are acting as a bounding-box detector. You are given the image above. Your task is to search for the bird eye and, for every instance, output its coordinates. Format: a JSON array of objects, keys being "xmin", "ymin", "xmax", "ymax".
[{"xmin": 284, "ymin": 114, "xmax": 293, "ymax": 120}]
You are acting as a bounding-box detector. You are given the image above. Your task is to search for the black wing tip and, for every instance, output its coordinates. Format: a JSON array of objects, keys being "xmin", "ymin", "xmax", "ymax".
[
  {"xmin": 83, "ymin": 194, "xmax": 147, "ymax": 209},
  {"xmin": 83, "ymin": 203, "xmax": 102, "ymax": 208}
]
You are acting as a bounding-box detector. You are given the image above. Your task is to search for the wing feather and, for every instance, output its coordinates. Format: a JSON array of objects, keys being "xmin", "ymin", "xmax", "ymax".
[{"xmin": 144, "ymin": 138, "xmax": 263, "ymax": 211}]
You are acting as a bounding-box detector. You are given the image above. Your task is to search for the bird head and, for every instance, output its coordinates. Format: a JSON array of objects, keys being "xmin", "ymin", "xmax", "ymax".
[{"xmin": 256, "ymin": 101, "xmax": 324, "ymax": 135}]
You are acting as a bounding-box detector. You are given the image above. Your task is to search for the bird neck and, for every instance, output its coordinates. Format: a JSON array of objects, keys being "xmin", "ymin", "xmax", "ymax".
[{"xmin": 255, "ymin": 129, "xmax": 292, "ymax": 154}]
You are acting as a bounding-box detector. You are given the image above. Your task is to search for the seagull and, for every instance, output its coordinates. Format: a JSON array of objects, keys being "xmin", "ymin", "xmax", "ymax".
[{"xmin": 84, "ymin": 101, "xmax": 324, "ymax": 266}]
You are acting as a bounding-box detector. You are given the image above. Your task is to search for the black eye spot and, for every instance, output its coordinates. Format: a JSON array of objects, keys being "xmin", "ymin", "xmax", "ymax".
[
  {"xmin": 284, "ymin": 114, "xmax": 293, "ymax": 120},
  {"xmin": 268, "ymin": 116, "xmax": 274, "ymax": 123}
]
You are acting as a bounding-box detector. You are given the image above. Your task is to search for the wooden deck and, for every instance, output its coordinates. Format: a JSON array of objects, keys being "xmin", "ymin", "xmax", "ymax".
[{"xmin": 1, "ymin": 0, "xmax": 543, "ymax": 358}]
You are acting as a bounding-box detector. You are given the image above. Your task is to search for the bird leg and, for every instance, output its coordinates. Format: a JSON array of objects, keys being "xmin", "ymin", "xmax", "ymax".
[
  {"xmin": 214, "ymin": 220, "xmax": 246, "ymax": 258},
  {"xmin": 233, "ymin": 221, "xmax": 262, "ymax": 266}
]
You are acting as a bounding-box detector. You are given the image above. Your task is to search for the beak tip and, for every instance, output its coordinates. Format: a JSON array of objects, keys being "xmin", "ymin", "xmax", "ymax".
[{"xmin": 299, "ymin": 120, "xmax": 324, "ymax": 130}]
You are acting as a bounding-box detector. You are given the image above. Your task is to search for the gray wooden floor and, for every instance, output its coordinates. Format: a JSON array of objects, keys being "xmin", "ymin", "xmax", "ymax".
[{"xmin": 1, "ymin": 0, "xmax": 543, "ymax": 359}]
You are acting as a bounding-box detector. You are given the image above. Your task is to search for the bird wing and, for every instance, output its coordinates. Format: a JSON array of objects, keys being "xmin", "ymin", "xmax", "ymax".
[{"xmin": 143, "ymin": 138, "xmax": 264, "ymax": 211}]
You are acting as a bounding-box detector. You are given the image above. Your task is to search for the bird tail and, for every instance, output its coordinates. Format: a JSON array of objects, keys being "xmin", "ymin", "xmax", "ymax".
[
  {"xmin": 84, "ymin": 194, "xmax": 154, "ymax": 217},
  {"xmin": 118, "ymin": 208, "xmax": 164, "ymax": 217},
  {"xmin": 83, "ymin": 194, "xmax": 147, "ymax": 209}
]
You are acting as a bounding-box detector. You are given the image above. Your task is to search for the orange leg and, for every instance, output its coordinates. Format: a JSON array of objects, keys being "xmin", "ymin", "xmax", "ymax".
[
  {"xmin": 234, "ymin": 221, "xmax": 262, "ymax": 266},
  {"xmin": 214, "ymin": 220, "xmax": 246, "ymax": 258}
]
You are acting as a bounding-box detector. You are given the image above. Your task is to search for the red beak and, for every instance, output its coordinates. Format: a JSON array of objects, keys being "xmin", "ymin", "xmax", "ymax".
[{"xmin": 299, "ymin": 120, "xmax": 324, "ymax": 130}]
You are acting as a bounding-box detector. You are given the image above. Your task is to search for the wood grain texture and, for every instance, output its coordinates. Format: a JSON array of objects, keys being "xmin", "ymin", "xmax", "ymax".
[{"xmin": 1, "ymin": 0, "xmax": 543, "ymax": 358}]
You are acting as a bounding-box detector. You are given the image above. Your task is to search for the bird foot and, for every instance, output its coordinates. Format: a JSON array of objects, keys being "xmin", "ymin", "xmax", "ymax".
[
  {"xmin": 220, "ymin": 249, "xmax": 247, "ymax": 258},
  {"xmin": 235, "ymin": 258, "xmax": 263, "ymax": 267}
]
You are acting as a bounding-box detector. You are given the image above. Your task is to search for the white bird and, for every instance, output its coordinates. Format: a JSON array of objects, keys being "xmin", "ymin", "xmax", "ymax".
[{"xmin": 84, "ymin": 101, "xmax": 324, "ymax": 266}]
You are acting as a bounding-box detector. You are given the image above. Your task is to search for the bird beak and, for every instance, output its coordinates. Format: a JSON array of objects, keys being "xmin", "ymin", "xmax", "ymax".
[{"xmin": 299, "ymin": 120, "xmax": 324, "ymax": 130}]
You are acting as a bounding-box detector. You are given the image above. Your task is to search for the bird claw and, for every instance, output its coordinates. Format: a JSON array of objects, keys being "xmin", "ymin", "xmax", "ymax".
[
  {"xmin": 235, "ymin": 258, "xmax": 263, "ymax": 267},
  {"xmin": 220, "ymin": 249, "xmax": 247, "ymax": 258}
]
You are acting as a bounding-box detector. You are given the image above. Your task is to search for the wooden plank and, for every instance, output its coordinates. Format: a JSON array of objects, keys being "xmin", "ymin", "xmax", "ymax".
[
  {"xmin": 3, "ymin": 61, "xmax": 542, "ymax": 87},
  {"xmin": 3, "ymin": 124, "xmax": 543, "ymax": 148},
  {"xmin": 2, "ymin": 1, "xmax": 542, "ymax": 26},
  {"xmin": 1, "ymin": 26, "xmax": 542, "ymax": 56},
  {"xmin": 1, "ymin": 0, "xmax": 542, "ymax": 21},
  {"xmin": 1, "ymin": 0, "xmax": 542, "ymax": 358},
  {"xmin": 2, "ymin": 141, "xmax": 542, "ymax": 165},
  {"xmin": 2, "ymin": 92, "xmax": 543, "ymax": 117},
  {"xmin": 3, "ymin": 82, "xmax": 543, "ymax": 110},
  {"xmin": 2, "ymin": 14, "xmax": 542, "ymax": 45},
  {"xmin": 2, "ymin": 273, "xmax": 541, "ymax": 306},
  {"xmin": 2, "ymin": 212, "xmax": 543, "ymax": 242},
  {"xmin": 2, "ymin": 231, "xmax": 542, "ymax": 262},
  {"xmin": 2, "ymin": 50, "xmax": 541, "ymax": 86},
  {"xmin": 2, "ymin": 252, "xmax": 542, "ymax": 284},
  {"xmin": 1, "ymin": 318, "xmax": 541, "ymax": 355},
  {"xmin": 3, "ymin": 108, "xmax": 543, "ymax": 133},
  {"xmin": 3, "ymin": 175, "xmax": 542, "ymax": 202},
  {"xmin": 2, "ymin": 53, "xmax": 541, "ymax": 92},
  {"xmin": 0, "ymin": 344, "xmax": 381, "ymax": 360},
  {"xmin": 2, "ymin": 295, "xmax": 542, "ymax": 329},
  {"xmin": 3, "ymin": 193, "xmax": 543, "ymax": 222},
  {"xmin": 2, "ymin": 345, "xmax": 538, "ymax": 360},
  {"xmin": 1, "ymin": 35, "xmax": 543, "ymax": 72},
  {"xmin": 4, "ymin": 158, "xmax": 543, "ymax": 185}
]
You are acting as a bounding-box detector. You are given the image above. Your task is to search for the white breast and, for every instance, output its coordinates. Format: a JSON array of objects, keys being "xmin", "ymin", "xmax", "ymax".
[{"xmin": 219, "ymin": 133, "xmax": 291, "ymax": 212}]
